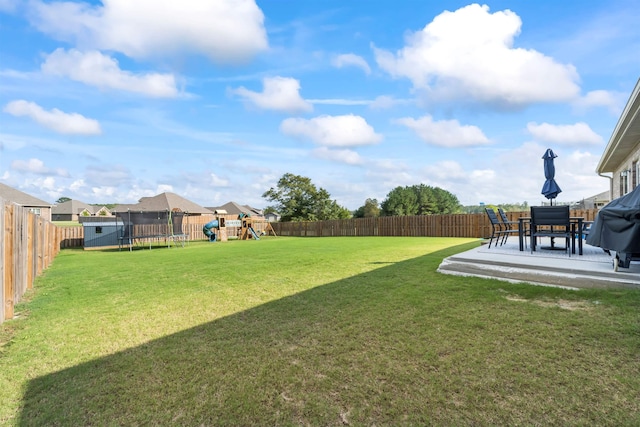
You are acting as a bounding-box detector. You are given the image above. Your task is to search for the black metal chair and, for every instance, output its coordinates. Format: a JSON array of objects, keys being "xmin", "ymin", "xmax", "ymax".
[
  {"xmin": 485, "ymin": 208, "xmax": 519, "ymax": 248},
  {"xmin": 530, "ymin": 206, "xmax": 572, "ymax": 256},
  {"xmin": 497, "ymin": 208, "xmax": 525, "ymax": 247}
]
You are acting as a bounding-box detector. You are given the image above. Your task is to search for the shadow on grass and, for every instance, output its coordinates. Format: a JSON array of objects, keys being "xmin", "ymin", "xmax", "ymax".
[{"xmin": 17, "ymin": 241, "xmax": 637, "ymax": 425}]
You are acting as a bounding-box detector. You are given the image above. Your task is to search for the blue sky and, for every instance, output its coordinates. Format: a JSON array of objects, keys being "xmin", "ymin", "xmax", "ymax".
[{"xmin": 1, "ymin": 0, "xmax": 638, "ymax": 210}]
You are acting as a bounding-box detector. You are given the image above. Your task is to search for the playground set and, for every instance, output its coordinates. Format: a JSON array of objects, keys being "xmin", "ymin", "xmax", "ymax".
[{"xmin": 203, "ymin": 212, "xmax": 276, "ymax": 242}]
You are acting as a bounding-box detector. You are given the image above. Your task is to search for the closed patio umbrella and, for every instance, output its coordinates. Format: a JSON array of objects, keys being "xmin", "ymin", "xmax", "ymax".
[{"xmin": 541, "ymin": 148, "xmax": 562, "ymax": 204}]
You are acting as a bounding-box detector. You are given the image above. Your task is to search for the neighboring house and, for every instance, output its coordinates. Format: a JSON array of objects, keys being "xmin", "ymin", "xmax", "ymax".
[
  {"xmin": 265, "ymin": 212, "xmax": 281, "ymax": 222},
  {"xmin": 52, "ymin": 199, "xmax": 112, "ymax": 221},
  {"xmin": 575, "ymin": 191, "xmax": 610, "ymax": 210},
  {"xmin": 112, "ymin": 192, "xmax": 214, "ymax": 216},
  {"xmin": 207, "ymin": 201, "xmax": 264, "ymax": 218},
  {"xmin": 0, "ymin": 182, "xmax": 52, "ymax": 221},
  {"xmin": 595, "ymin": 78, "xmax": 640, "ymax": 200}
]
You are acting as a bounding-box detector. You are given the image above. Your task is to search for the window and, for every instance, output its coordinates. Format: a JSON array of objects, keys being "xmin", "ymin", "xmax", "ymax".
[
  {"xmin": 620, "ymin": 169, "xmax": 630, "ymax": 195},
  {"xmin": 96, "ymin": 226, "xmax": 103, "ymax": 234},
  {"xmin": 28, "ymin": 208, "xmax": 41, "ymax": 215}
]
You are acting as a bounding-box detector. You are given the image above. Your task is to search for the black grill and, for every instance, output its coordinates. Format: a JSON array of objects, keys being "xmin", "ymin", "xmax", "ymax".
[{"xmin": 586, "ymin": 186, "xmax": 640, "ymax": 269}]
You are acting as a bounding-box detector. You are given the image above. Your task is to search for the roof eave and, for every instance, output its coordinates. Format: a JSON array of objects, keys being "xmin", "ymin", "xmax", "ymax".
[{"xmin": 596, "ymin": 78, "xmax": 640, "ymax": 174}]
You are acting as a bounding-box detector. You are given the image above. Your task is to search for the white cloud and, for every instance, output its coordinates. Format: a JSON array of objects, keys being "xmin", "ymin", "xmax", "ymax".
[
  {"xmin": 231, "ymin": 77, "xmax": 312, "ymax": 113},
  {"xmin": 91, "ymin": 186, "xmax": 118, "ymax": 200},
  {"xmin": 373, "ymin": 4, "xmax": 580, "ymax": 108},
  {"xmin": 17, "ymin": 176, "xmax": 62, "ymax": 202},
  {"xmin": 124, "ymin": 186, "xmax": 157, "ymax": 203},
  {"xmin": 308, "ymin": 99, "xmax": 370, "ymax": 106},
  {"xmin": 210, "ymin": 173, "xmax": 229, "ymax": 187},
  {"xmin": 3, "ymin": 100, "xmax": 101, "ymax": 135},
  {"xmin": 69, "ymin": 179, "xmax": 86, "ymax": 191},
  {"xmin": 85, "ymin": 165, "xmax": 132, "ymax": 187},
  {"xmin": 526, "ymin": 122, "xmax": 603, "ymax": 146},
  {"xmin": 573, "ymin": 90, "xmax": 623, "ymax": 114},
  {"xmin": 11, "ymin": 158, "xmax": 69, "ymax": 176},
  {"xmin": 42, "ymin": 49, "xmax": 180, "ymax": 98},
  {"xmin": 394, "ymin": 115, "xmax": 491, "ymax": 147},
  {"xmin": 280, "ymin": 114, "xmax": 383, "ymax": 147},
  {"xmin": 156, "ymin": 184, "xmax": 173, "ymax": 193},
  {"xmin": 423, "ymin": 160, "xmax": 468, "ymax": 182},
  {"xmin": 417, "ymin": 143, "xmax": 609, "ymax": 206},
  {"xmin": 369, "ymin": 95, "xmax": 410, "ymax": 110},
  {"xmin": 332, "ymin": 53, "xmax": 371, "ymax": 75},
  {"xmin": 313, "ymin": 147, "xmax": 363, "ymax": 165},
  {"xmin": 29, "ymin": 0, "xmax": 268, "ymax": 64}
]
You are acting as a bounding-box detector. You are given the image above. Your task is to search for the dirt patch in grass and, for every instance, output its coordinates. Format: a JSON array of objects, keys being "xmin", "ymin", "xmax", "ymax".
[{"xmin": 505, "ymin": 295, "xmax": 594, "ymax": 311}]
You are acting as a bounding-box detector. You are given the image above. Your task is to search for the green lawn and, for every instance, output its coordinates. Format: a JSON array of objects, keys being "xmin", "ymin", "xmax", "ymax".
[
  {"xmin": 2, "ymin": 237, "xmax": 639, "ymax": 425},
  {"xmin": 52, "ymin": 221, "xmax": 82, "ymax": 227}
]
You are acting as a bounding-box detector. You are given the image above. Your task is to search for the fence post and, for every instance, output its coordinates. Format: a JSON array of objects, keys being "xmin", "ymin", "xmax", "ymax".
[{"xmin": 3, "ymin": 203, "xmax": 14, "ymax": 320}]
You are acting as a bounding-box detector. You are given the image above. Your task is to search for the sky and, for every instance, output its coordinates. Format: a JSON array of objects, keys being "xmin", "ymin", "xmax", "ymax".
[{"xmin": 1, "ymin": 0, "xmax": 639, "ymax": 210}]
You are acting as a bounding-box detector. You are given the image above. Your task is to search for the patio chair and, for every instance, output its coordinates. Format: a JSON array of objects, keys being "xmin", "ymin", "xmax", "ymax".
[
  {"xmin": 530, "ymin": 206, "xmax": 572, "ymax": 256},
  {"xmin": 485, "ymin": 208, "xmax": 519, "ymax": 248},
  {"xmin": 581, "ymin": 221, "xmax": 593, "ymax": 240},
  {"xmin": 497, "ymin": 208, "xmax": 526, "ymax": 247}
]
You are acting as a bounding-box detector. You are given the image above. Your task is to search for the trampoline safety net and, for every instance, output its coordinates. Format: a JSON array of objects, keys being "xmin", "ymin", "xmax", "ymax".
[{"xmin": 115, "ymin": 210, "xmax": 188, "ymax": 250}]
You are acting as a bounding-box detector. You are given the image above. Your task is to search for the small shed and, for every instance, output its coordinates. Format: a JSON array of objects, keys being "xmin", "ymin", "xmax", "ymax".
[{"xmin": 83, "ymin": 221, "xmax": 124, "ymax": 249}]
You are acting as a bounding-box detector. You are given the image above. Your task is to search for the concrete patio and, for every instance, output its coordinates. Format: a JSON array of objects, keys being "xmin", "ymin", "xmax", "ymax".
[{"xmin": 438, "ymin": 236, "xmax": 640, "ymax": 290}]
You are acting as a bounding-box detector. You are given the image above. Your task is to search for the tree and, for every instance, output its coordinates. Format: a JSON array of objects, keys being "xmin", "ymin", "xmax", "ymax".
[
  {"xmin": 262, "ymin": 173, "xmax": 351, "ymax": 221},
  {"xmin": 381, "ymin": 185, "xmax": 460, "ymax": 216},
  {"xmin": 460, "ymin": 202, "xmax": 530, "ymax": 214},
  {"xmin": 354, "ymin": 198, "xmax": 380, "ymax": 218},
  {"xmin": 380, "ymin": 186, "xmax": 419, "ymax": 216},
  {"xmin": 56, "ymin": 197, "xmax": 71, "ymax": 204}
]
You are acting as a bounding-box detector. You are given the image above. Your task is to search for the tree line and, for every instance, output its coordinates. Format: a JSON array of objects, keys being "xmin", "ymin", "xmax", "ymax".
[{"xmin": 263, "ymin": 173, "xmax": 462, "ymax": 222}]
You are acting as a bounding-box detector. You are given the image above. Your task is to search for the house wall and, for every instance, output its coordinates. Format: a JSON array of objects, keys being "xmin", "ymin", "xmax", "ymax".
[
  {"xmin": 612, "ymin": 143, "xmax": 640, "ymax": 199},
  {"xmin": 28, "ymin": 206, "xmax": 52, "ymax": 222}
]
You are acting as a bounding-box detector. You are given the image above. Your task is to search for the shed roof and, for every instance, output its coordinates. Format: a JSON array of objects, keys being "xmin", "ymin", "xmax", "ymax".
[
  {"xmin": 596, "ymin": 78, "xmax": 640, "ymax": 174},
  {"xmin": 0, "ymin": 182, "xmax": 51, "ymax": 207}
]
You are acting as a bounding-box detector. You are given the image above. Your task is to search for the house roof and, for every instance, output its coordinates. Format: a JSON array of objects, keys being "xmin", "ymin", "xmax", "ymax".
[
  {"xmin": 596, "ymin": 78, "xmax": 640, "ymax": 174},
  {"xmin": 583, "ymin": 191, "xmax": 610, "ymax": 203},
  {"xmin": 208, "ymin": 201, "xmax": 263, "ymax": 216},
  {"xmin": 52, "ymin": 199, "xmax": 107, "ymax": 215},
  {"xmin": 112, "ymin": 192, "xmax": 213, "ymax": 214},
  {"xmin": 0, "ymin": 182, "xmax": 51, "ymax": 207}
]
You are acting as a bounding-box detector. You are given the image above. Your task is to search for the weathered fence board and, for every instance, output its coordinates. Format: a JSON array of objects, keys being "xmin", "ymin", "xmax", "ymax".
[{"xmin": 1, "ymin": 199, "xmax": 60, "ymax": 324}]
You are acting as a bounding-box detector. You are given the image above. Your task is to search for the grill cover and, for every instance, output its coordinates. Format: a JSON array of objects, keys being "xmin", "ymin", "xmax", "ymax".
[{"xmin": 586, "ymin": 185, "xmax": 640, "ymax": 253}]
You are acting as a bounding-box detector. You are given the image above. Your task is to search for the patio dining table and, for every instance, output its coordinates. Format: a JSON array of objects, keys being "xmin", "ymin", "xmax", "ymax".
[{"xmin": 518, "ymin": 216, "xmax": 584, "ymax": 255}]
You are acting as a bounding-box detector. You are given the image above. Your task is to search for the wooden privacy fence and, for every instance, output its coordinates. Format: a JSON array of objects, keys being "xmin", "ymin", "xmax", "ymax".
[
  {"xmin": 56, "ymin": 209, "xmax": 600, "ymax": 246},
  {"xmin": 270, "ymin": 209, "xmax": 600, "ymax": 238},
  {"xmin": 1, "ymin": 199, "xmax": 61, "ymax": 324}
]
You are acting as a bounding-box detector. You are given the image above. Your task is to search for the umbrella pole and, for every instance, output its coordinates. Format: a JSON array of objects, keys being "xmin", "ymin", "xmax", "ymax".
[{"xmin": 550, "ymin": 197, "xmax": 555, "ymax": 248}]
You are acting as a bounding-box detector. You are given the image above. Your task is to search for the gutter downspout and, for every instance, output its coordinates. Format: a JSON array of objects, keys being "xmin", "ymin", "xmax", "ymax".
[{"xmin": 598, "ymin": 172, "xmax": 613, "ymax": 202}]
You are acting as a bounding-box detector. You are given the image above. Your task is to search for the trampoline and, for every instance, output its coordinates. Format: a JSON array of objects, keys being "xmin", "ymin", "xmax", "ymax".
[{"xmin": 116, "ymin": 210, "xmax": 189, "ymax": 250}]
